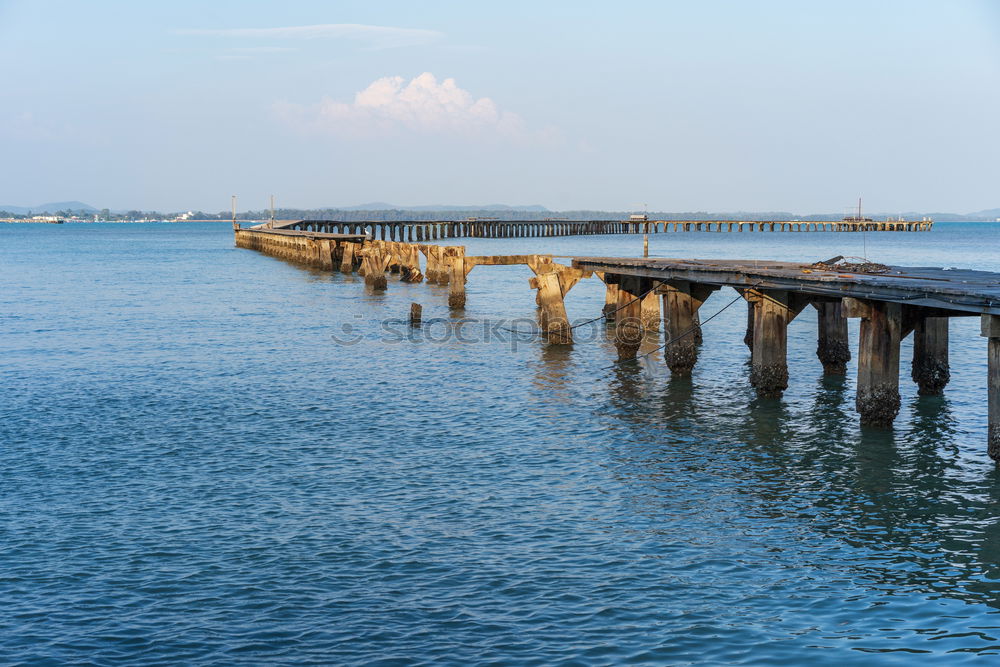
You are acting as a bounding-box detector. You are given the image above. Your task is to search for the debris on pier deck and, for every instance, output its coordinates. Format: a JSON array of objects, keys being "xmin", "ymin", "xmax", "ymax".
[{"xmin": 255, "ymin": 217, "xmax": 933, "ymax": 240}]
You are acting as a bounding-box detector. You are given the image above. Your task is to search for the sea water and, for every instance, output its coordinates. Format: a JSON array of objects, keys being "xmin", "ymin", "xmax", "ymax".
[{"xmin": 2, "ymin": 221, "xmax": 1000, "ymax": 664}]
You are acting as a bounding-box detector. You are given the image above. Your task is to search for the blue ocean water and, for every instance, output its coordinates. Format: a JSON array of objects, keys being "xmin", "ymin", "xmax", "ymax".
[{"xmin": 2, "ymin": 221, "xmax": 1000, "ymax": 665}]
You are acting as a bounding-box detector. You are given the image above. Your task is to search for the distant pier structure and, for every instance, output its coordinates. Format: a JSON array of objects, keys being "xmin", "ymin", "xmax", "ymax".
[{"xmin": 256, "ymin": 216, "xmax": 933, "ymax": 240}]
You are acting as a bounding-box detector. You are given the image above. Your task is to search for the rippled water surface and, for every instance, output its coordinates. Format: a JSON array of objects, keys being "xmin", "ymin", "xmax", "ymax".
[{"xmin": 3, "ymin": 221, "xmax": 1000, "ymax": 664}]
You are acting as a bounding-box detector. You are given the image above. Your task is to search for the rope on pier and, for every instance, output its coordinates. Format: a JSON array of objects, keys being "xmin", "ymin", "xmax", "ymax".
[
  {"xmin": 499, "ymin": 283, "xmax": 661, "ymax": 336},
  {"xmin": 603, "ymin": 282, "xmax": 763, "ymax": 370}
]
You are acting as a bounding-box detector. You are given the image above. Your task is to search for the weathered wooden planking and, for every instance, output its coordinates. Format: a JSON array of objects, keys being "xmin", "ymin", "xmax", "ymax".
[{"xmin": 571, "ymin": 257, "xmax": 1000, "ymax": 316}]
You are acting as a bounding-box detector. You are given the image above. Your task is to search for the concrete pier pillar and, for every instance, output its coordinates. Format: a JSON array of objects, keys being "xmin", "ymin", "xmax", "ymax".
[
  {"xmin": 746, "ymin": 289, "xmax": 805, "ymax": 398},
  {"xmin": 661, "ymin": 281, "xmax": 713, "ymax": 375},
  {"xmin": 641, "ymin": 288, "xmax": 660, "ymax": 331},
  {"xmin": 613, "ymin": 275, "xmax": 650, "ymax": 360},
  {"xmin": 602, "ymin": 279, "xmax": 620, "ymax": 322},
  {"xmin": 912, "ymin": 316, "xmax": 950, "ymax": 395},
  {"xmin": 815, "ymin": 301, "xmax": 851, "ymax": 374},
  {"xmin": 533, "ymin": 271, "xmax": 572, "ymax": 344},
  {"xmin": 846, "ymin": 299, "xmax": 903, "ymax": 427},
  {"xmin": 340, "ymin": 242, "xmax": 356, "ymax": 273},
  {"xmin": 743, "ymin": 300, "xmax": 755, "ymax": 354},
  {"xmin": 982, "ymin": 316, "xmax": 1000, "ymax": 461},
  {"xmin": 447, "ymin": 251, "xmax": 466, "ymax": 309}
]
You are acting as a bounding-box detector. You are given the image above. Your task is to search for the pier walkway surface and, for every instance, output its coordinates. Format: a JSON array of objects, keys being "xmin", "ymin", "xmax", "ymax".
[
  {"xmin": 234, "ymin": 225, "xmax": 998, "ymax": 464},
  {"xmin": 251, "ymin": 216, "xmax": 932, "ymax": 241}
]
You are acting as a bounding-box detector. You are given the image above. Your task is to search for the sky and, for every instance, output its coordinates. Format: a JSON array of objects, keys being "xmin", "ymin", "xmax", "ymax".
[{"xmin": 1, "ymin": 0, "xmax": 998, "ymax": 214}]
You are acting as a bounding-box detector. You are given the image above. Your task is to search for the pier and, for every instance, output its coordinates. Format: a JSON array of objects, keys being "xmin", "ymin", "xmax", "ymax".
[
  {"xmin": 234, "ymin": 224, "xmax": 998, "ymax": 462},
  {"xmin": 254, "ymin": 216, "xmax": 933, "ymax": 240}
]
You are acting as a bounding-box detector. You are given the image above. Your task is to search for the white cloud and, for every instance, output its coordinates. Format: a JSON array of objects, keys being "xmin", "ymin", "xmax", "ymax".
[
  {"xmin": 176, "ymin": 23, "xmax": 442, "ymax": 49},
  {"xmin": 274, "ymin": 73, "xmax": 526, "ymax": 139}
]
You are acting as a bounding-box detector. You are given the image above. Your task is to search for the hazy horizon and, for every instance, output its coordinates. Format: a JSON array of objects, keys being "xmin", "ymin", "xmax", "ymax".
[{"xmin": 2, "ymin": 1, "xmax": 998, "ymax": 213}]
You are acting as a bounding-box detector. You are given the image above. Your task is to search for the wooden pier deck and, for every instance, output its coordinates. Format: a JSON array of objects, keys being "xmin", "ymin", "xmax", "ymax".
[
  {"xmin": 255, "ymin": 217, "xmax": 933, "ymax": 240},
  {"xmin": 233, "ymin": 223, "xmax": 998, "ymax": 463}
]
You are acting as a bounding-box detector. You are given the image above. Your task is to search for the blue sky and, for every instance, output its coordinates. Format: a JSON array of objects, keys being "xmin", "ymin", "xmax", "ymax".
[{"xmin": 1, "ymin": 0, "xmax": 998, "ymax": 213}]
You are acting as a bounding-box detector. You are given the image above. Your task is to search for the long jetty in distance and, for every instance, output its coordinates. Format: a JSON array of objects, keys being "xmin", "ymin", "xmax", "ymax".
[
  {"xmin": 233, "ymin": 216, "xmax": 1000, "ymax": 464},
  {"xmin": 262, "ymin": 216, "xmax": 932, "ymax": 241}
]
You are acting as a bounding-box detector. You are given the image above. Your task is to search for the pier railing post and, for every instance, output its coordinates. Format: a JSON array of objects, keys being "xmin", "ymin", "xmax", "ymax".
[
  {"xmin": 912, "ymin": 316, "xmax": 950, "ymax": 395},
  {"xmin": 845, "ymin": 298, "xmax": 903, "ymax": 427},
  {"xmin": 814, "ymin": 300, "xmax": 851, "ymax": 374},
  {"xmin": 982, "ymin": 315, "xmax": 1000, "ymax": 460}
]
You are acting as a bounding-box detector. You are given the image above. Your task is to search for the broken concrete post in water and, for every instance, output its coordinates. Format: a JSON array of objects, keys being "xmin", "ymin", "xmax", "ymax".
[
  {"xmin": 845, "ymin": 298, "xmax": 902, "ymax": 427},
  {"xmin": 410, "ymin": 302, "xmax": 422, "ymax": 326},
  {"xmin": 532, "ymin": 270, "xmax": 573, "ymax": 344},
  {"xmin": 815, "ymin": 300, "xmax": 851, "ymax": 375},
  {"xmin": 660, "ymin": 281, "xmax": 714, "ymax": 375},
  {"xmin": 447, "ymin": 251, "xmax": 466, "ymax": 309},
  {"xmin": 400, "ymin": 244, "xmax": 424, "ymax": 283},
  {"xmin": 340, "ymin": 242, "xmax": 356, "ymax": 273},
  {"xmin": 911, "ymin": 316, "xmax": 950, "ymax": 395},
  {"xmin": 982, "ymin": 315, "xmax": 1000, "ymax": 461}
]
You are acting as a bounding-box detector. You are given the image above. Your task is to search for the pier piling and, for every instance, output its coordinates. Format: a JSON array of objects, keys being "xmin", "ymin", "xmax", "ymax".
[
  {"xmin": 847, "ymin": 298, "xmax": 903, "ymax": 427},
  {"xmin": 660, "ymin": 281, "xmax": 714, "ymax": 375},
  {"xmin": 983, "ymin": 315, "xmax": 1000, "ymax": 460},
  {"xmin": 746, "ymin": 289, "xmax": 806, "ymax": 398},
  {"xmin": 815, "ymin": 301, "xmax": 851, "ymax": 375},
  {"xmin": 912, "ymin": 316, "xmax": 950, "ymax": 395},
  {"xmin": 612, "ymin": 275, "xmax": 649, "ymax": 360}
]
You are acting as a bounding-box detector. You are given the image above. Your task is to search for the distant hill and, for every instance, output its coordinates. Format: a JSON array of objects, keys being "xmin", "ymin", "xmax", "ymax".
[
  {"xmin": 971, "ymin": 208, "xmax": 1000, "ymax": 218},
  {"xmin": 0, "ymin": 201, "xmax": 97, "ymax": 214},
  {"xmin": 339, "ymin": 202, "xmax": 550, "ymax": 212}
]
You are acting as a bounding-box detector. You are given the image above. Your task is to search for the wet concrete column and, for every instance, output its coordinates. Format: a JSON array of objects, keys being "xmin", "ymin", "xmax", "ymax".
[
  {"xmin": 447, "ymin": 250, "xmax": 466, "ymax": 309},
  {"xmin": 602, "ymin": 278, "xmax": 620, "ymax": 322},
  {"xmin": 982, "ymin": 315, "xmax": 1000, "ymax": 460},
  {"xmin": 641, "ymin": 289, "xmax": 660, "ymax": 332},
  {"xmin": 661, "ymin": 281, "xmax": 713, "ymax": 375},
  {"xmin": 815, "ymin": 300, "xmax": 851, "ymax": 374},
  {"xmin": 846, "ymin": 298, "xmax": 902, "ymax": 427},
  {"xmin": 746, "ymin": 289, "xmax": 803, "ymax": 398},
  {"xmin": 613, "ymin": 275, "xmax": 649, "ymax": 360},
  {"xmin": 911, "ymin": 316, "xmax": 950, "ymax": 395},
  {"xmin": 533, "ymin": 271, "xmax": 572, "ymax": 345}
]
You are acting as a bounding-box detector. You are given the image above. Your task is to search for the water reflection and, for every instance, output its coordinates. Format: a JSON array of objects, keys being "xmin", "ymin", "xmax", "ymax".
[{"xmin": 598, "ymin": 360, "xmax": 1000, "ymax": 617}]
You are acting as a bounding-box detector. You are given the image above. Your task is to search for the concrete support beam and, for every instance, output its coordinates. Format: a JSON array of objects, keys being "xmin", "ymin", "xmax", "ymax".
[
  {"xmin": 613, "ymin": 275, "xmax": 651, "ymax": 360},
  {"xmin": 846, "ymin": 298, "xmax": 903, "ymax": 427},
  {"xmin": 339, "ymin": 242, "xmax": 356, "ymax": 273},
  {"xmin": 814, "ymin": 301, "xmax": 851, "ymax": 374},
  {"xmin": 744, "ymin": 289, "xmax": 807, "ymax": 398},
  {"xmin": 911, "ymin": 316, "xmax": 950, "ymax": 395},
  {"xmin": 530, "ymin": 271, "xmax": 573, "ymax": 344},
  {"xmin": 660, "ymin": 281, "xmax": 715, "ymax": 375},
  {"xmin": 447, "ymin": 251, "xmax": 466, "ymax": 309}
]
